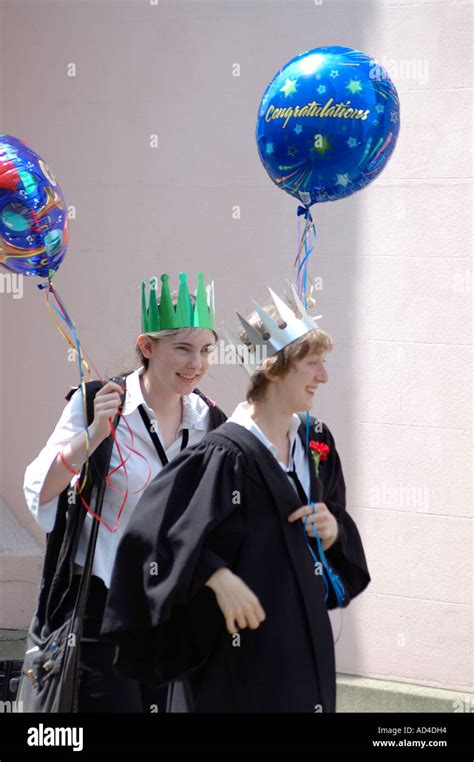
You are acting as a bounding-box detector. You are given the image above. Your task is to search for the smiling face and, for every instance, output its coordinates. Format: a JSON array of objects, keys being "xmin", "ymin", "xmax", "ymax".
[
  {"xmin": 246, "ymin": 327, "xmax": 333, "ymax": 410},
  {"xmin": 266, "ymin": 350, "xmax": 329, "ymax": 413},
  {"xmin": 137, "ymin": 328, "xmax": 217, "ymax": 396}
]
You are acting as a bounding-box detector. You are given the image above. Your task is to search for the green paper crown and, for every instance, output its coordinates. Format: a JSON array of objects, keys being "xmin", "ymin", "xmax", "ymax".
[{"xmin": 141, "ymin": 272, "xmax": 215, "ymax": 333}]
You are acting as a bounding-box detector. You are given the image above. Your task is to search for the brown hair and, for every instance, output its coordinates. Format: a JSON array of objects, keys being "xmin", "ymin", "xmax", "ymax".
[
  {"xmin": 118, "ymin": 291, "xmax": 217, "ymax": 376},
  {"xmin": 238, "ymin": 299, "xmax": 333, "ymax": 403}
]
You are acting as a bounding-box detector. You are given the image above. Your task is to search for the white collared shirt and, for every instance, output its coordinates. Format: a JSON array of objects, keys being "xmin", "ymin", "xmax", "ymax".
[
  {"xmin": 23, "ymin": 367, "xmax": 211, "ymax": 588},
  {"xmin": 227, "ymin": 402, "xmax": 310, "ymax": 501}
]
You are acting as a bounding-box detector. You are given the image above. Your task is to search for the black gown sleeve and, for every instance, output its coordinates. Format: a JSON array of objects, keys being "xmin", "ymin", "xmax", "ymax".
[
  {"xmin": 100, "ymin": 438, "xmax": 247, "ymax": 685},
  {"xmin": 318, "ymin": 423, "xmax": 371, "ymax": 610}
]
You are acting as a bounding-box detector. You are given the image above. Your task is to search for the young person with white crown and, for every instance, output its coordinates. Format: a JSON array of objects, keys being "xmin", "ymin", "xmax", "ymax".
[
  {"xmin": 23, "ymin": 272, "xmax": 226, "ymax": 712},
  {"xmin": 102, "ymin": 282, "xmax": 371, "ymax": 713}
]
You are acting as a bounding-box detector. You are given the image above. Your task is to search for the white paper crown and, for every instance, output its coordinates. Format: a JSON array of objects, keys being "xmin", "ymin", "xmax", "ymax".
[{"xmin": 225, "ymin": 282, "xmax": 322, "ymax": 376}]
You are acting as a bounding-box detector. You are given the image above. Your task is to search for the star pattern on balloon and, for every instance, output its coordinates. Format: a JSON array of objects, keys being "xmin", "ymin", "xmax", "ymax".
[
  {"xmin": 346, "ymin": 79, "xmax": 363, "ymax": 95},
  {"xmin": 280, "ymin": 78, "xmax": 298, "ymax": 97},
  {"xmin": 256, "ymin": 46, "xmax": 400, "ymax": 207},
  {"xmin": 336, "ymin": 173, "xmax": 350, "ymax": 187}
]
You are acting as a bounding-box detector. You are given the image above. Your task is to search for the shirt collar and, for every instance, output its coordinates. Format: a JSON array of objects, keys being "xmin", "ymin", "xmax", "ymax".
[
  {"xmin": 228, "ymin": 401, "xmax": 302, "ymax": 458},
  {"xmin": 122, "ymin": 367, "xmax": 208, "ymax": 431},
  {"xmin": 180, "ymin": 392, "xmax": 208, "ymax": 432}
]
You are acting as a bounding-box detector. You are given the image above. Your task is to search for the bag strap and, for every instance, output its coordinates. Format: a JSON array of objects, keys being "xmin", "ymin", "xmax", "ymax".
[
  {"xmin": 70, "ymin": 380, "xmax": 126, "ymax": 631},
  {"xmin": 41, "ymin": 378, "xmax": 126, "ymax": 631},
  {"xmin": 36, "ymin": 380, "xmax": 101, "ymax": 627},
  {"xmin": 192, "ymin": 387, "xmax": 227, "ymax": 430}
]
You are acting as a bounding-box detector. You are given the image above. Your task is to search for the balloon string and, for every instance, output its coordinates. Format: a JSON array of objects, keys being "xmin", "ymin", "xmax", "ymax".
[
  {"xmin": 303, "ymin": 411, "xmax": 346, "ymax": 609},
  {"xmin": 298, "ymin": 216, "xmax": 315, "ymax": 301},
  {"xmin": 75, "ymin": 385, "xmax": 153, "ymax": 530},
  {"xmin": 42, "ymin": 280, "xmax": 92, "ymax": 494},
  {"xmin": 302, "ymin": 500, "xmax": 346, "ymax": 613},
  {"xmin": 104, "ymin": 410, "xmax": 153, "ymax": 496},
  {"xmin": 77, "ymin": 481, "xmax": 128, "ymax": 534},
  {"xmin": 303, "ymin": 412, "xmax": 345, "ymax": 643},
  {"xmin": 44, "ymin": 279, "xmax": 104, "ymax": 381},
  {"xmin": 294, "ymin": 206, "xmax": 317, "ymax": 306},
  {"xmin": 77, "ymin": 410, "xmax": 154, "ymax": 533},
  {"xmin": 40, "ymin": 278, "xmax": 152, "ymax": 531}
]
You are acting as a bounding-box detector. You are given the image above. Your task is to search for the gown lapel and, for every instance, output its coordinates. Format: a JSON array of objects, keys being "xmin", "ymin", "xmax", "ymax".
[
  {"xmin": 214, "ymin": 421, "xmax": 324, "ymax": 513},
  {"xmin": 297, "ymin": 419, "xmax": 324, "ymax": 504},
  {"xmin": 214, "ymin": 424, "xmax": 302, "ymax": 519}
]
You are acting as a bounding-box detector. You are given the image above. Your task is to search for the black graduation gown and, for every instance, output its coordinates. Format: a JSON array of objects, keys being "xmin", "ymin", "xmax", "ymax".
[{"xmin": 101, "ymin": 418, "xmax": 370, "ymax": 713}]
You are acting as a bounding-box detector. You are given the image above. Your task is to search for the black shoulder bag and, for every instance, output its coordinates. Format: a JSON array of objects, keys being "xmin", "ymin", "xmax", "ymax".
[{"xmin": 16, "ymin": 378, "xmax": 126, "ymax": 713}]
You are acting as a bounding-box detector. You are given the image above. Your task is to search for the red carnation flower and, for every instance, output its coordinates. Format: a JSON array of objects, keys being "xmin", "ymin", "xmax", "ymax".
[{"xmin": 308, "ymin": 440, "xmax": 330, "ymax": 475}]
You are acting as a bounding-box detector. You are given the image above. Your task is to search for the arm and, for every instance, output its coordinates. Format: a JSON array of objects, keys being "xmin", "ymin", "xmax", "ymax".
[
  {"xmin": 38, "ymin": 381, "xmax": 123, "ymax": 505},
  {"xmin": 102, "ymin": 437, "xmax": 263, "ymax": 683},
  {"xmin": 205, "ymin": 567, "xmax": 266, "ymax": 635},
  {"xmin": 188, "ymin": 464, "xmax": 265, "ymax": 634},
  {"xmin": 23, "ymin": 381, "xmax": 123, "ymax": 530},
  {"xmin": 38, "ymin": 426, "xmax": 103, "ymax": 506}
]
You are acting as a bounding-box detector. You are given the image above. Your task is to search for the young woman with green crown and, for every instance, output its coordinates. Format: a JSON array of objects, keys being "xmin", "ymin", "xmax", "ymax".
[{"xmin": 23, "ymin": 272, "xmax": 226, "ymax": 712}]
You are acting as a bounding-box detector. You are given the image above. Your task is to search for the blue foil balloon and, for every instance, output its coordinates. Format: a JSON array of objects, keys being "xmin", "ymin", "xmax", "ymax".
[
  {"xmin": 0, "ymin": 134, "xmax": 69, "ymax": 278},
  {"xmin": 256, "ymin": 46, "xmax": 400, "ymax": 206}
]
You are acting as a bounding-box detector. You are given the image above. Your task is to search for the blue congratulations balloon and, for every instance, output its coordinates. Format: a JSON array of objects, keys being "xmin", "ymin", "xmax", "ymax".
[
  {"xmin": 256, "ymin": 46, "xmax": 400, "ymax": 206},
  {"xmin": 0, "ymin": 134, "xmax": 69, "ymax": 278}
]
